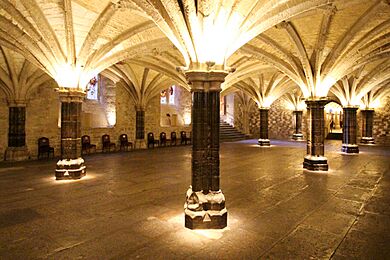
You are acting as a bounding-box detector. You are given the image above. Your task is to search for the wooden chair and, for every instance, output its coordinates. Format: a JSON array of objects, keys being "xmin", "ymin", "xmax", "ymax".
[
  {"xmin": 180, "ymin": 131, "xmax": 190, "ymax": 145},
  {"xmin": 170, "ymin": 132, "xmax": 177, "ymax": 146},
  {"xmin": 102, "ymin": 134, "xmax": 116, "ymax": 152},
  {"xmin": 81, "ymin": 135, "xmax": 96, "ymax": 154},
  {"xmin": 119, "ymin": 134, "xmax": 133, "ymax": 151},
  {"xmin": 147, "ymin": 132, "xmax": 159, "ymax": 148},
  {"xmin": 160, "ymin": 132, "xmax": 167, "ymax": 147},
  {"xmin": 38, "ymin": 137, "xmax": 54, "ymax": 159}
]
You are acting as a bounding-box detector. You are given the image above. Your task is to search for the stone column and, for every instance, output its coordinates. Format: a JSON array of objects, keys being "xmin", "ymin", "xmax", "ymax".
[
  {"xmin": 258, "ymin": 108, "xmax": 270, "ymax": 146},
  {"xmin": 184, "ymin": 70, "xmax": 228, "ymax": 229},
  {"xmin": 135, "ymin": 105, "xmax": 146, "ymax": 149},
  {"xmin": 55, "ymin": 89, "xmax": 86, "ymax": 180},
  {"xmin": 341, "ymin": 107, "xmax": 359, "ymax": 153},
  {"xmin": 5, "ymin": 102, "xmax": 29, "ymax": 160},
  {"xmin": 360, "ymin": 109, "xmax": 375, "ymax": 144},
  {"xmin": 292, "ymin": 110, "xmax": 303, "ymax": 141},
  {"xmin": 303, "ymin": 99, "xmax": 328, "ymax": 171}
]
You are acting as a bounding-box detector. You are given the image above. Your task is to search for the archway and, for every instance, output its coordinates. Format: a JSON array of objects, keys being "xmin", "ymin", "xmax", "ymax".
[{"xmin": 324, "ymin": 101, "xmax": 343, "ymax": 139}]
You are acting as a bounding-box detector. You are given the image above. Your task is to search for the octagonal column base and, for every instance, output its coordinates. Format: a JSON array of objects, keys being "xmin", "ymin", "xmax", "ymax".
[
  {"xmin": 292, "ymin": 133, "xmax": 304, "ymax": 141},
  {"xmin": 303, "ymin": 155, "xmax": 328, "ymax": 171},
  {"xmin": 341, "ymin": 144, "xmax": 359, "ymax": 154},
  {"xmin": 258, "ymin": 139, "xmax": 270, "ymax": 146},
  {"xmin": 55, "ymin": 158, "xmax": 86, "ymax": 180},
  {"xmin": 184, "ymin": 187, "xmax": 227, "ymax": 229},
  {"xmin": 361, "ymin": 137, "xmax": 374, "ymax": 144}
]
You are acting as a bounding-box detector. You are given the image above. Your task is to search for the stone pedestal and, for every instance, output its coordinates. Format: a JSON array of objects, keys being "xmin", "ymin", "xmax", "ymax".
[
  {"xmin": 55, "ymin": 89, "xmax": 86, "ymax": 180},
  {"xmin": 292, "ymin": 110, "xmax": 304, "ymax": 141},
  {"xmin": 342, "ymin": 107, "xmax": 359, "ymax": 153},
  {"xmin": 258, "ymin": 108, "xmax": 270, "ymax": 146},
  {"xmin": 135, "ymin": 108, "xmax": 146, "ymax": 149},
  {"xmin": 184, "ymin": 70, "xmax": 228, "ymax": 229},
  {"xmin": 6, "ymin": 104, "xmax": 30, "ymax": 160},
  {"xmin": 303, "ymin": 99, "xmax": 328, "ymax": 171},
  {"xmin": 360, "ymin": 109, "xmax": 375, "ymax": 144}
]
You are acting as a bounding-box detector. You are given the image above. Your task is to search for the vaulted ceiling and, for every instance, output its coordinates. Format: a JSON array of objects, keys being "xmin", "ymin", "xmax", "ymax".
[{"xmin": 0, "ymin": 0, "xmax": 389, "ymax": 106}]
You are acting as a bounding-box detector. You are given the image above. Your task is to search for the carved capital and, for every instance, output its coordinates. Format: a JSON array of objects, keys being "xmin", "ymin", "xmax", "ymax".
[
  {"xmin": 56, "ymin": 88, "xmax": 86, "ymax": 103},
  {"xmin": 185, "ymin": 70, "xmax": 229, "ymax": 92}
]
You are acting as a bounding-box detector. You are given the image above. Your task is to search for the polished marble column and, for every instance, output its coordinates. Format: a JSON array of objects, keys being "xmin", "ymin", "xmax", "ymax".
[
  {"xmin": 135, "ymin": 105, "xmax": 146, "ymax": 149},
  {"xmin": 360, "ymin": 109, "xmax": 375, "ymax": 144},
  {"xmin": 303, "ymin": 99, "xmax": 328, "ymax": 171},
  {"xmin": 258, "ymin": 108, "xmax": 270, "ymax": 146},
  {"xmin": 55, "ymin": 89, "xmax": 86, "ymax": 180},
  {"xmin": 342, "ymin": 107, "xmax": 359, "ymax": 153},
  {"xmin": 292, "ymin": 110, "xmax": 304, "ymax": 141},
  {"xmin": 184, "ymin": 70, "xmax": 228, "ymax": 229}
]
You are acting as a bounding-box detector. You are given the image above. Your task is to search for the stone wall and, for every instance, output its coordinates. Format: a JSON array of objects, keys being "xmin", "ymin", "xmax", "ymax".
[
  {"xmin": 235, "ymin": 94, "xmax": 390, "ymax": 146},
  {"xmin": 160, "ymin": 85, "xmax": 192, "ymax": 127},
  {"xmin": 369, "ymin": 96, "xmax": 390, "ymax": 146},
  {"xmin": 241, "ymin": 98, "xmax": 307, "ymax": 140},
  {"xmin": 26, "ymin": 80, "xmax": 61, "ymax": 158},
  {"xmin": 0, "ymin": 76, "xmax": 192, "ymax": 161}
]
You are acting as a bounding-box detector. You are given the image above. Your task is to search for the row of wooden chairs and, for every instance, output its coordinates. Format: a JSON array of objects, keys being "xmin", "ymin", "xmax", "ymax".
[
  {"xmin": 37, "ymin": 131, "xmax": 192, "ymax": 158},
  {"xmin": 147, "ymin": 131, "xmax": 191, "ymax": 148},
  {"xmin": 37, "ymin": 134, "xmax": 132, "ymax": 158},
  {"xmin": 82, "ymin": 134, "xmax": 133, "ymax": 154}
]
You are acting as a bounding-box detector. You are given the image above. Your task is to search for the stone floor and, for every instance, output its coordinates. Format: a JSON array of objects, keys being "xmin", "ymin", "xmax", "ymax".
[{"xmin": 0, "ymin": 139, "xmax": 389, "ymax": 259}]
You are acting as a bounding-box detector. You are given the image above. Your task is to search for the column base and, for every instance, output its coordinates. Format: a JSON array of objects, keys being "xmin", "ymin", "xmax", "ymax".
[
  {"xmin": 134, "ymin": 139, "xmax": 146, "ymax": 149},
  {"xmin": 303, "ymin": 155, "xmax": 328, "ymax": 171},
  {"xmin": 360, "ymin": 137, "xmax": 374, "ymax": 144},
  {"xmin": 341, "ymin": 144, "xmax": 359, "ymax": 153},
  {"xmin": 258, "ymin": 139, "xmax": 270, "ymax": 146},
  {"xmin": 292, "ymin": 133, "xmax": 304, "ymax": 141},
  {"xmin": 55, "ymin": 158, "xmax": 86, "ymax": 180},
  {"xmin": 184, "ymin": 187, "xmax": 227, "ymax": 229},
  {"xmin": 5, "ymin": 147, "xmax": 30, "ymax": 161}
]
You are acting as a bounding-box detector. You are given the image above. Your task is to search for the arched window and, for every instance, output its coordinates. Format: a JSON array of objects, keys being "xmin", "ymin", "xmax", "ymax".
[
  {"xmin": 86, "ymin": 75, "xmax": 99, "ymax": 100},
  {"xmin": 160, "ymin": 89, "xmax": 167, "ymax": 104},
  {"xmin": 169, "ymin": 86, "xmax": 175, "ymax": 104}
]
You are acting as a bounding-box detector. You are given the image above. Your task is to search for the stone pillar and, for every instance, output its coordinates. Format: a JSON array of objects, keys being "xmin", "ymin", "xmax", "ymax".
[
  {"xmin": 342, "ymin": 107, "xmax": 359, "ymax": 153},
  {"xmin": 258, "ymin": 108, "xmax": 270, "ymax": 146},
  {"xmin": 55, "ymin": 89, "xmax": 86, "ymax": 180},
  {"xmin": 5, "ymin": 103, "xmax": 30, "ymax": 160},
  {"xmin": 360, "ymin": 109, "xmax": 375, "ymax": 144},
  {"xmin": 135, "ymin": 105, "xmax": 146, "ymax": 149},
  {"xmin": 292, "ymin": 110, "xmax": 303, "ymax": 141},
  {"xmin": 184, "ymin": 70, "xmax": 228, "ymax": 229},
  {"xmin": 303, "ymin": 99, "xmax": 328, "ymax": 171}
]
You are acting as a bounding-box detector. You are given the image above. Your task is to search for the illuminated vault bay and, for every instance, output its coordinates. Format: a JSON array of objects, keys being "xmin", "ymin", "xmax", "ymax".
[{"xmin": 0, "ymin": 0, "xmax": 389, "ymax": 257}]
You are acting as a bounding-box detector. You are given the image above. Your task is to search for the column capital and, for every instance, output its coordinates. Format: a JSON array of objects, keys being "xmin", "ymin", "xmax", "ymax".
[
  {"xmin": 361, "ymin": 108, "xmax": 375, "ymax": 112},
  {"xmin": 56, "ymin": 88, "xmax": 85, "ymax": 103},
  {"xmin": 342, "ymin": 106, "xmax": 359, "ymax": 111},
  {"xmin": 305, "ymin": 98, "xmax": 329, "ymax": 108},
  {"xmin": 185, "ymin": 70, "xmax": 229, "ymax": 92},
  {"xmin": 135, "ymin": 104, "xmax": 145, "ymax": 111}
]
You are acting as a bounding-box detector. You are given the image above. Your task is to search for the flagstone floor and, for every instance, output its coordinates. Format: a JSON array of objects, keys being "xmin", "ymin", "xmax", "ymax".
[{"xmin": 0, "ymin": 139, "xmax": 389, "ymax": 259}]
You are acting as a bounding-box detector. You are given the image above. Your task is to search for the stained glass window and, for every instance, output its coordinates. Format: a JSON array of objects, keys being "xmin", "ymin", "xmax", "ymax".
[
  {"xmin": 87, "ymin": 75, "xmax": 99, "ymax": 100},
  {"xmin": 160, "ymin": 89, "xmax": 167, "ymax": 104},
  {"xmin": 169, "ymin": 85, "xmax": 175, "ymax": 104}
]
